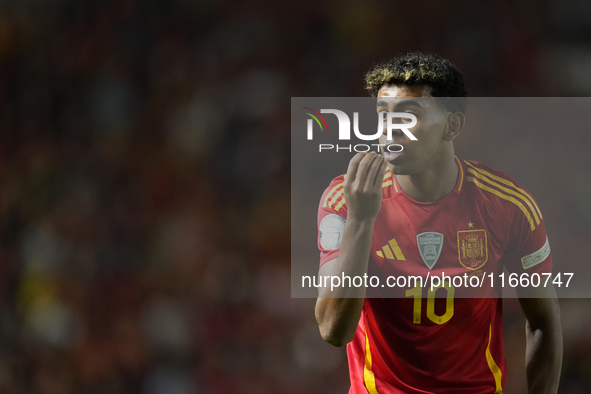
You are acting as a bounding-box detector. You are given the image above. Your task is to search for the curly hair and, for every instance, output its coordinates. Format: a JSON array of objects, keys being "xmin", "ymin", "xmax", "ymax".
[{"xmin": 364, "ymin": 52, "xmax": 467, "ymax": 113}]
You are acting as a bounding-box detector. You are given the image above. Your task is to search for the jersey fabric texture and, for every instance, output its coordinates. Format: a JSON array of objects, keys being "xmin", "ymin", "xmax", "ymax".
[{"xmin": 316, "ymin": 157, "xmax": 552, "ymax": 394}]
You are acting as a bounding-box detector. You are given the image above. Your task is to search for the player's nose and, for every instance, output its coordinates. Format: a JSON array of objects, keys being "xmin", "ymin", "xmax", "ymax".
[{"xmin": 380, "ymin": 122, "xmax": 404, "ymax": 141}]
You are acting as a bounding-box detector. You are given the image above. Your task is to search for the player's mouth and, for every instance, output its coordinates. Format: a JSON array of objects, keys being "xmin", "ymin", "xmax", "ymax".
[{"xmin": 382, "ymin": 144, "xmax": 404, "ymax": 162}]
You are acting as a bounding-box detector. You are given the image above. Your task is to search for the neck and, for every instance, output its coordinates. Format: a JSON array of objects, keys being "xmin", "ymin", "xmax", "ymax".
[{"xmin": 396, "ymin": 155, "xmax": 459, "ymax": 202}]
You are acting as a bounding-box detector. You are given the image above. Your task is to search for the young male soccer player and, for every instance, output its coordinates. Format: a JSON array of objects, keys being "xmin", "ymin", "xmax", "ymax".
[{"xmin": 315, "ymin": 53, "xmax": 562, "ymax": 393}]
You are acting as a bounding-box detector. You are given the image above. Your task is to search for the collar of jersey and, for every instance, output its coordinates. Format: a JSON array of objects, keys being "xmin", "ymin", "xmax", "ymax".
[{"xmin": 384, "ymin": 156, "xmax": 465, "ymax": 204}]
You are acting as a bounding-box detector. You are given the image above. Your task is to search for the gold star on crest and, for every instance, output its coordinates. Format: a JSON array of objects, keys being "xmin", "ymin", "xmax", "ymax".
[{"xmin": 468, "ymin": 222, "xmax": 474, "ymax": 228}]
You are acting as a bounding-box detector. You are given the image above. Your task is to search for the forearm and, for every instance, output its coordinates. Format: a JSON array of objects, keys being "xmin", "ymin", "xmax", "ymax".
[
  {"xmin": 320, "ymin": 218, "xmax": 375, "ymax": 297},
  {"xmin": 315, "ymin": 218, "xmax": 375, "ymax": 346},
  {"xmin": 524, "ymin": 310, "xmax": 563, "ymax": 393}
]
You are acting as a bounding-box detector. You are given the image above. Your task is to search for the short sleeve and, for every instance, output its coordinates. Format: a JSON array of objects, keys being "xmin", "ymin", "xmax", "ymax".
[
  {"xmin": 502, "ymin": 202, "xmax": 552, "ymax": 275},
  {"xmin": 317, "ymin": 175, "xmax": 348, "ymax": 267}
]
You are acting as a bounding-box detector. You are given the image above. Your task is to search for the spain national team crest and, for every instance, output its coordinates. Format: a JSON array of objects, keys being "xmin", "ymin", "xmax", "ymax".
[
  {"xmin": 416, "ymin": 232, "xmax": 444, "ymax": 269},
  {"xmin": 458, "ymin": 229, "xmax": 488, "ymax": 270}
]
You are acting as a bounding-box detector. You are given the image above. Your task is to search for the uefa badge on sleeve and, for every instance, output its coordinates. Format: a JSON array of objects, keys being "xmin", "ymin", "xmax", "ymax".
[{"xmin": 319, "ymin": 214, "xmax": 346, "ymax": 250}]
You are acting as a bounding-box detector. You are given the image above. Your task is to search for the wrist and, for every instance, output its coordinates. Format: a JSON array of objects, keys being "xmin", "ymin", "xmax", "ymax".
[{"xmin": 345, "ymin": 216, "xmax": 377, "ymax": 228}]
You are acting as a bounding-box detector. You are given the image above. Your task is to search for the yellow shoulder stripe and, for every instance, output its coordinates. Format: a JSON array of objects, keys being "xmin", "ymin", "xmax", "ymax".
[
  {"xmin": 382, "ymin": 169, "xmax": 398, "ymax": 193},
  {"xmin": 467, "ymin": 176, "xmax": 535, "ymax": 231},
  {"xmin": 486, "ymin": 324, "xmax": 503, "ymax": 393},
  {"xmin": 466, "ymin": 168, "xmax": 540, "ymax": 225},
  {"xmin": 323, "ymin": 182, "xmax": 344, "ymax": 209},
  {"xmin": 382, "ymin": 169, "xmax": 398, "ymax": 192},
  {"xmin": 382, "ymin": 170, "xmax": 392, "ymax": 188},
  {"xmin": 364, "ymin": 328, "xmax": 379, "ymax": 394},
  {"xmin": 465, "ymin": 161, "xmax": 542, "ymax": 219},
  {"xmin": 334, "ymin": 197, "xmax": 346, "ymax": 211},
  {"xmin": 455, "ymin": 156, "xmax": 464, "ymax": 191}
]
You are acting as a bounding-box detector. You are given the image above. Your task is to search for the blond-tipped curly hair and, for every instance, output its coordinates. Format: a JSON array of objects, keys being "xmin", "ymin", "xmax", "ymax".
[{"xmin": 365, "ymin": 52, "xmax": 467, "ymax": 112}]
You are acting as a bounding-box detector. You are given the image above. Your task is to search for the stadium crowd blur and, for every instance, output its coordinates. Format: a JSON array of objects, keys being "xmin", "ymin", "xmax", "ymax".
[{"xmin": 0, "ymin": 0, "xmax": 590, "ymax": 393}]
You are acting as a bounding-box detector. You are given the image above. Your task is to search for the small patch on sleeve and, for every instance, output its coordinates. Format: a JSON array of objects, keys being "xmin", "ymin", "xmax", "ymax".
[
  {"xmin": 521, "ymin": 236, "xmax": 551, "ymax": 269},
  {"xmin": 319, "ymin": 214, "xmax": 346, "ymax": 250}
]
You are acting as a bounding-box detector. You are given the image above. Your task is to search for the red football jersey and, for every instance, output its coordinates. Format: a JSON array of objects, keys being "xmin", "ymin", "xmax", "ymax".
[{"xmin": 317, "ymin": 157, "xmax": 552, "ymax": 394}]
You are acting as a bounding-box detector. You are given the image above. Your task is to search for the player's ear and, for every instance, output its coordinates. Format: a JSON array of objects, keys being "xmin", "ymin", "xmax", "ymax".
[{"xmin": 443, "ymin": 112, "xmax": 465, "ymax": 141}]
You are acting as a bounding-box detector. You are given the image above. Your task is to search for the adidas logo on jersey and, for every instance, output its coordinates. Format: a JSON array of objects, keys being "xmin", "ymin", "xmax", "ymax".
[{"xmin": 376, "ymin": 238, "xmax": 406, "ymax": 260}]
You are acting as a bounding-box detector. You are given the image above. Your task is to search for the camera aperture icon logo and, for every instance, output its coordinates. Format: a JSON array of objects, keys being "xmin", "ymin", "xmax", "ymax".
[{"xmin": 302, "ymin": 107, "xmax": 329, "ymax": 139}]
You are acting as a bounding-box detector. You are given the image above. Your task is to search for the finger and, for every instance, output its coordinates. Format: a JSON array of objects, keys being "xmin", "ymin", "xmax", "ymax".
[
  {"xmin": 345, "ymin": 152, "xmax": 368, "ymax": 184},
  {"xmin": 355, "ymin": 152, "xmax": 379, "ymax": 184},
  {"xmin": 365, "ymin": 154, "xmax": 385, "ymax": 187},
  {"xmin": 372, "ymin": 158, "xmax": 388, "ymax": 188}
]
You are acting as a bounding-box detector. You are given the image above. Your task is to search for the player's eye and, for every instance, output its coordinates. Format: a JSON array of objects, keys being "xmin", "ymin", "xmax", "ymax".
[
  {"xmin": 380, "ymin": 112, "xmax": 416, "ymax": 123},
  {"xmin": 401, "ymin": 113, "xmax": 415, "ymax": 123}
]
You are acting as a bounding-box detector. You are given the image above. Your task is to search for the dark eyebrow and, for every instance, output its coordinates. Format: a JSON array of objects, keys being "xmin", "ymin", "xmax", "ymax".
[
  {"xmin": 376, "ymin": 99, "xmax": 424, "ymax": 110},
  {"xmin": 376, "ymin": 100, "xmax": 389, "ymax": 109},
  {"xmin": 394, "ymin": 99, "xmax": 423, "ymax": 109}
]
